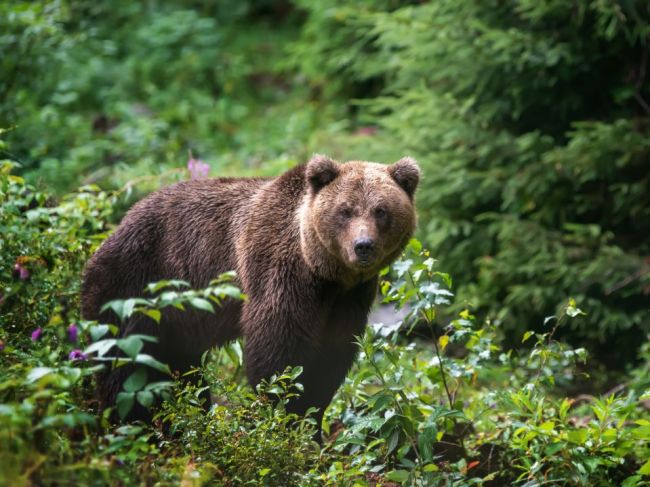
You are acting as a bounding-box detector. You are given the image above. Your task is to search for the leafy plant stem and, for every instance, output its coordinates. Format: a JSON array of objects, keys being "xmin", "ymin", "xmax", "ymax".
[
  {"xmin": 367, "ymin": 349, "xmax": 423, "ymax": 466},
  {"xmin": 407, "ymin": 270, "xmax": 454, "ymax": 410}
]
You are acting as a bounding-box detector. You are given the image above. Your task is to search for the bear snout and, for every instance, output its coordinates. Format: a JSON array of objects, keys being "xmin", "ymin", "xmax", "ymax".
[{"xmin": 353, "ymin": 237, "xmax": 375, "ymax": 263}]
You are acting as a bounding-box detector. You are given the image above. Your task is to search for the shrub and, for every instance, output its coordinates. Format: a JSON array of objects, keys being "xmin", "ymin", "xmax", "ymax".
[{"xmin": 315, "ymin": 240, "xmax": 650, "ymax": 486}]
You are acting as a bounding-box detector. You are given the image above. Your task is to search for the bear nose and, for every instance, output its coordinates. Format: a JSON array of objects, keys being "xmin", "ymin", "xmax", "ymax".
[{"xmin": 354, "ymin": 238, "xmax": 375, "ymax": 259}]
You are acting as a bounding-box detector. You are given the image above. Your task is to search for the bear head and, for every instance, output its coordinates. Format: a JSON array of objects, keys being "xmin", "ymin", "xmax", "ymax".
[{"xmin": 300, "ymin": 154, "xmax": 420, "ymax": 286}]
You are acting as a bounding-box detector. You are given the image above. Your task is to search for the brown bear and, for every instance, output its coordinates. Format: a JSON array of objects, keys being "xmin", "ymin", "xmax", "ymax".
[{"xmin": 81, "ymin": 155, "xmax": 420, "ymax": 433}]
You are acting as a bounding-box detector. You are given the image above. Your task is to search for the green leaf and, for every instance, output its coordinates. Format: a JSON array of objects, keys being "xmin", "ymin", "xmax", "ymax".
[
  {"xmin": 386, "ymin": 429, "xmax": 400, "ymax": 454},
  {"xmin": 566, "ymin": 298, "xmax": 586, "ymax": 318},
  {"xmin": 116, "ymin": 392, "xmax": 135, "ymax": 419},
  {"xmin": 84, "ymin": 338, "xmax": 117, "ymax": 357},
  {"xmin": 408, "ymin": 238, "xmax": 422, "ymax": 253},
  {"xmin": 639, "ymin": 459, "xmax": 650, "ymax": 475},
  {"xmin": 189, "ymin": 297, "xmax": 214, "ymax": 313},
  {"xmin": 538, "ymin": 420, "xmax": 555, "ymax": 433},
  {"xmin": 144, "ymin": 380, "xmax": 173, "ymax": 392},
  {"xmin": 101, "ymin": 300, "xmax": 123, "ymax": 319},
  {"xmin": 224, "ymin": 340, "xmax": 243, "ymax": 366},
  {"xmin": 136, "ymin": 390, "xmax": 154, "ymax": 408},
  {"xmin": 26, "ymin": 367, "xmax": 54, "ymax": 383},
  {"xmin": 380, "ymin": 280, "xmax": 391, "ymax": 296},
  {"xmin": 559, "ymin": 398, "xmax": 573, "ymax": 420},
  {"xmin": 142, "ymin": 309, "xmax": 161, "ymax": 323},
  {"xmin": 146, "ymin": 279, "xmax": 190, "ymax": 293},
  {"xmin": 386, "ymin": 470, "xmax": 409, "ymax": 483},
  {"xmin": 622, "ymin": 475, "xmax": 642, "ymax": 487},
  {"xmin": 392, "ymin": 259, "xmax": 413, "ymax": 278},
  {"xmin": 134, "ymin": 354, "xmax": 171, "ymax": 375},
  {"xmin": 567, "ymin": 428, "xmax": 588, "ymax": 445},
  {"xmin": 117, "ymin": 335, "xmax": 143, "ymax": 359},
  {"xmin": 122, "ymin": 299, "xmax": 137, "ymax": 318},
  {"xmin": 418, "ymin": 426, "xmax": 435, "ymax": 462},
  {"xmin": 89, "ymin": 324, "xmax": 111, "ymax": 341},
  {"xmin": 369, "ymin": 393, "xmax": 393, "ymax": 412},
  {"xmin": 123, "ymin": 368, "xmax": 147, "ymax": 392},
  {"xmin": 544, "ymin": 442, "xmax": 565, "ymax": 456}
]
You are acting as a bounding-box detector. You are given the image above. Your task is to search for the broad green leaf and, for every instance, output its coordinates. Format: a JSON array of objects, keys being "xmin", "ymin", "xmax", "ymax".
[
  {"xmin": 134, "ymin": 354, "xmax": 171, "ymax": 375},
  {"xmin": 89, "ymin": 324, "xmax": 111, "ymax": 341},
  {"xmin": 189, "ymin": 297, "xmax": 214, "ymax": 313},
  {"xmin": 117, "ymin": 336, "xmax": 143, "ymax": 359},
  {"xmin": 622, "ymin": 475, "xmax": 642, "ymax": 487},
  {"xmin": 84, "ymin": 338, "xmax": 117, "ymax": 357},
  {"xmin": 123, "ymin": 368, "xmax": 147, "ymax": 392},
  {"xmin": 567, "ymin": 429, "xmax": 589, "ymax": 444},
  {"xmin": 639, "ymin": 460, "xmax": 650, "ymax": 475},
  {"xmin": 142, "ymin": 309, "xmax": 161, "ymax": 323},
  {"xmin": 386, "ymin": 429, "xmax": 400, "ymax": 454},
  {"xmin": 116, "ymin": 392, "xmax": 135, "ymax": 419},
  {"xmin": 386, "ymin": 470, "xmax": 409, "ymax": 483},
  {"xmin": 408, "ymin": 238, "xmax": 422, "ymax": 253},
  {"xmin": 538, "ymin": 421, "xmax": 555, "ymax": 433},
  {"xmin": 27, "ymin": 367, "xmax": 54, "ymax": 383},
  {"xmin": 136, "ymin": 390, "xmax": 154, "ymax": 408},
  {"xmin": 224, "ymin": 341, "xmax": 243, "ymax": 366}
]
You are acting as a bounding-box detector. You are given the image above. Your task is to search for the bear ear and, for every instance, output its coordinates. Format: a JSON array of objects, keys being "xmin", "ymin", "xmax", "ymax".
[
  {"xmin": 389, "ymin": 156, "xmax": 420, "ymax": 198},
  {"xmin": 306, "ymin": 154, "xmax": 340, "ymax": 192}
]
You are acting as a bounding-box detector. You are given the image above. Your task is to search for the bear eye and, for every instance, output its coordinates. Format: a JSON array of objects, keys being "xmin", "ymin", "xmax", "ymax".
[
  {"xmin": 375, "ymin": 207, "xmax": 387, "ymax": 219},
  {"xmin": 339, "ymin": 207, "xmax": 353, "ymax": 218}
]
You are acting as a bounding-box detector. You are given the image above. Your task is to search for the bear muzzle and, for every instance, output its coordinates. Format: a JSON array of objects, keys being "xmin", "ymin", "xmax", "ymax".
[{"xmin": 353, "ymin": 237, "xmax": 376, "ymax": 266}]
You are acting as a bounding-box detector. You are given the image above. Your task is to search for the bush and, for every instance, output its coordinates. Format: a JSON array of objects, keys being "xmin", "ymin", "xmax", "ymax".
[
  {"xmin": 0, "ymin": 158, "xmax": 114, "ymax": 333},
  {"xmin": 315, "ymin": 240, "xmax": 650, "ymax": 486}
]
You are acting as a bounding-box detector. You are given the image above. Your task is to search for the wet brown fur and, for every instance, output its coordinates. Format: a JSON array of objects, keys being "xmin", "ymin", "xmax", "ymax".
[{"xmin": 81, "ymin": 155, "xmax": 420, "ymax": 431}]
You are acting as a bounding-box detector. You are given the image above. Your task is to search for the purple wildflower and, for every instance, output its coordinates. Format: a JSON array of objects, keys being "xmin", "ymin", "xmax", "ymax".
[
  {"xmin": 13, "ymin": 263, "xmax": 30, "ymax": 280},
  {"xmin": 69, "ymin": 349, "xmax": 88, "ymax": 361},
  {"xmin": 31, "ymin": 327, "xmax": 43, "ymax": 341},
  {"xmin": 67, "ymin": 323, "xmax": 79, "ymax": 343},
  {"xmin": 187, "ymin": 153, "xmax": 210, "ymax": 179}
]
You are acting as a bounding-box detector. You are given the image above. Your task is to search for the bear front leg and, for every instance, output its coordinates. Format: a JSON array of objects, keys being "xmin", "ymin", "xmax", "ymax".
[
  {"xmin": 242, "ymin": 301, "xmax": 359, "ymax": 441},
  {"xmin": 242, "ymin": 302, "xmax": 319, "ymax": 399},
  {"xmin": 283, "ymin": 340, "xmax": 359, "ymax": 440}
]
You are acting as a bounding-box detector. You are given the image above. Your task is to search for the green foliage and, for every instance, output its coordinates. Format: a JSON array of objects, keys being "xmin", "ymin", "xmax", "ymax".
[
  {"xmin": 156, "ymin": 367, "xmax": 317, "ymax": 486},
  {"xmin": 295, "ymin": 0, "xmax": 650, "ymax": 364},
  {"xmin": 315, "ymin": 240, "xmax": 649, "ymax": 486},
  {"xmin": 88, "ymin": 276, "xmax": 246, "ymax": 419},
  {"xmin": 0, "ymin": 155, "xmax": 648, "ymax": 484},
  {"xmin": 0, "ymin": 159, "xmax": 114, "ymax": 333},
  {"xmin": 1, "ymin": 0, "xmax": 338, "ymax": 193}
]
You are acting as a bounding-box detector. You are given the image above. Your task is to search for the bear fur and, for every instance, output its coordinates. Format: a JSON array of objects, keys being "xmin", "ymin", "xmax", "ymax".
[{"xmin": 81, "ymin": 155, "xmax": 420, "ymax": 431}]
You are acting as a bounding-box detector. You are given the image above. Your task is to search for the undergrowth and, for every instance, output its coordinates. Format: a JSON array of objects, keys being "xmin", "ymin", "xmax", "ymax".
[{"xmin": 1, "ymin": 156, "xmax": 649, "ymax": 486}]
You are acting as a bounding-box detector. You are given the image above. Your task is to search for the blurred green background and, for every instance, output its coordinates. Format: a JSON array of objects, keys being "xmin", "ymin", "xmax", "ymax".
[{"xmin": 2, "ymin": 0, "xmax": 649, "ymax": 367}]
